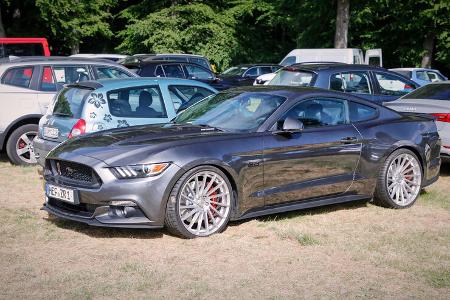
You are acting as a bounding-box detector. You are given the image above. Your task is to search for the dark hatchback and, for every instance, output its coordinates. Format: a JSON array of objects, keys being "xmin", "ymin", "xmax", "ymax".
[
  {"xmin": 219, "ymin": 64, "xmax": 281, "ymax": 88},
  {"xmin": 269, "ymin": 63, "xmax": 419, "ymax": 103},
  {"xmin": 122, "ymin": 60, "xmax": 226, "ymax": 90}
]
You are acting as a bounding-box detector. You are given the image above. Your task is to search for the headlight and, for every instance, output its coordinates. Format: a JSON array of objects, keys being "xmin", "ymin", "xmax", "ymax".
[{"xmin": 110, "ymin": 163, "xmax": 170, "ymax": 179}]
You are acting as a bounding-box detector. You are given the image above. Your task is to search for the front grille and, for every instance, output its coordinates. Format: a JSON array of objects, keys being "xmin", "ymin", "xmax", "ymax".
[{"xmin": 45, "ymin": 159, "xmax": 102, "ymax": 188}]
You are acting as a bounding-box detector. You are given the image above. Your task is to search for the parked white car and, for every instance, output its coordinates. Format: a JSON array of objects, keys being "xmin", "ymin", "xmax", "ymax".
[
  {"xmin": 70, "ymin": 53, "xmax": 128, "ymax": 62},
  {"xmin": 0, "ymin": 57, "xmax": 136, "ymax": 165},
  {"xmin": 384, "ymin": 81, "xmax": 450, "ymax": 161},
  {"xmin": 390, "ymin": 68, "xmax": 448, "ymax": 86}
]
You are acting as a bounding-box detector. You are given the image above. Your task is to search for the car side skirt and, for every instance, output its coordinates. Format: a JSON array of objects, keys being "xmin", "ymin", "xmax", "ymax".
[{"xmin": 235, "ymin": 193, "xmax": 371, "ymax": 220}]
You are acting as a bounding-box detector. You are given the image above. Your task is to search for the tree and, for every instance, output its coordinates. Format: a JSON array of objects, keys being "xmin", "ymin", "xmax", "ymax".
[
  {"xmin": 117, "ymin": 3, "xmax": 238, "ymax": 69},
  {"xmin": 334, "ymin": 0, "xmax": 350, "ymax": 48},
  {"xmin": 35, "ymin": 0, "xmax": 115, "ymax": 54}
]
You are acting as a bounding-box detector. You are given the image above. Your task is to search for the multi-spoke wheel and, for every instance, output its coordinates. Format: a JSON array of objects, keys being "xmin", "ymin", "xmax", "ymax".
[
  {"xmin": 374, "ymin": 149, "xmax": 423, "ymax": 208},
  {"xmin": 6, "ymin": 124, "xmax": 38, "ymax": 165},
  {"xmin": 165, "ymin": 166, "xmax": 233, "ymax": 238}
]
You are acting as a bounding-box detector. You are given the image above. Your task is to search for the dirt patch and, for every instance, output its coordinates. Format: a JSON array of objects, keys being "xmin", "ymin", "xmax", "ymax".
[{"xmin": 0, "ymin": 160, "xmax": 449, "ymax": 299}]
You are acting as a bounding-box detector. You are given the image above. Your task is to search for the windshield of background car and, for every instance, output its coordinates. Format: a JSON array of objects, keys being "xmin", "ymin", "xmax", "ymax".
[
  {"xmin": 402, "ymin": 84, "xmax": 450, "ymax": 100},
  {"xmin": 222, "ymin": 67, "xmax": 248, "ymax": 76},
  {"xmin": 52, "ymin": 87, "xmax": 92, "ymax": 118},
  {"xmin": 268, "ymin": 69, "xmax": 315, "ymax": 86},
  {"xmin": 174, "ymin": 92, "xmax": 285, "ymax": 132}
]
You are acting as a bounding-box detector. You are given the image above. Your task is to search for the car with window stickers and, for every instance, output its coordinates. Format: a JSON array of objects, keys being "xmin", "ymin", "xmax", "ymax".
[
  {"xmin": 0, "ymin": 57, "xmax": 136, "ymax": 165},
  {"xmin": 33, "ymin": 78, "xmax": 217, "ymax": 166},
  {"xmin": 267, "ymin": 63, "xmax": 418, "ymax": 104}
]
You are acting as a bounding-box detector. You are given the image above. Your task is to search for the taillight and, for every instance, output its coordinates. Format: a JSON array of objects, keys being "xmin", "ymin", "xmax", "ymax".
[
  {"xmin": 68, "ymin": 119, "xmax": 86, "ymax": 139},
  {"xmin": 431, "ymin": 113, "xmax": 450, "ymax": 123},
  {"xmin": 404, "ymin": 84, "xmax": 413, "ymax": 89}
]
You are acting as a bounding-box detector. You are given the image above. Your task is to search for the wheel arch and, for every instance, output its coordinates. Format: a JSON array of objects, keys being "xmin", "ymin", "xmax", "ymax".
[
  {"xmin": 0, "ymin": 114, "xmax": 42, "ymax": 150},
  {"xmin": 386, "ymin": 144, "xmax": 425, "ymax": 175}
]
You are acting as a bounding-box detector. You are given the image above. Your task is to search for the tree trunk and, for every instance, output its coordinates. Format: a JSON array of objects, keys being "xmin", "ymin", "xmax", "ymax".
[
  {"xmin": 0, "ymin": 7, "xmax": 6, "ymax": 37},
  {"xmin": 71, "ymin": 41, "xmax": 80, "ymax": 55},
  {"xmin": 334, "ymin": 0, "xmax": 350, "ymax": 48},
  {"xmin": 421, "ymin": 32, "xmax": 435, "ymax": 68}
]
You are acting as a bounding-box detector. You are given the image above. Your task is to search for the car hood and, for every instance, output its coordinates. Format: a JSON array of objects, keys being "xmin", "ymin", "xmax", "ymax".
[{"xmin": 49, "ymin": 124, "xmax": 237, "ymax": 166}]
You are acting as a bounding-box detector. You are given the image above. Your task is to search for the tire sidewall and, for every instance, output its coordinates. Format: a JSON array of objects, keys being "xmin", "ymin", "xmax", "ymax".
[
  {"xmin": 6, "ymin": 124, "xmax": 38, "ymax": 166},
  {"xmin": 167, "ymin": 165, "xmax": 234, "ymax": 238}
]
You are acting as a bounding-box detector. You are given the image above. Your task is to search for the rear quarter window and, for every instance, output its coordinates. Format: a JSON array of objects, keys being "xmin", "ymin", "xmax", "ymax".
[
  {"xmin": 349, "ymin": 102, "xmax": 378, "ymax": 122},
  {"xmin": 1, "ymin": 66, "xmax": 35, "ymax": 88}
]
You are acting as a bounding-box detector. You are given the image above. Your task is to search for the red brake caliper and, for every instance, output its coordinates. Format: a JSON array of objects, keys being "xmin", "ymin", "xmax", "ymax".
[
  {"xmin": 208, "ymin": 182, "xmax": 218, "ymax": 220},
  {"xmin": 18, "ymin": 139, "xmax": 26, "ymax": 150}
]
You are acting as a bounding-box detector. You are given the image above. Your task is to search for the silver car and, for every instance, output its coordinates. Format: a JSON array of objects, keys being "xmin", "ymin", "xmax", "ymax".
[
  {"xmin": 0, "ymin": 56, "xmax": 136, "ymax": 165},
  {"xmin": 384, "ymin": 81, "xmax": 450, "ymax": 161}
]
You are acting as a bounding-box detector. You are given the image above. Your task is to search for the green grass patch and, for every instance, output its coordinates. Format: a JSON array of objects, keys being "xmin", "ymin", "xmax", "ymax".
[
  {"xmin": 423, "ymin": 269, "xmax": 450, "ymax": 288},
  {"xmin": 270, "ymin": 226, "xmax": 319, "ymax": 246},
  {"xmin": 419, "ymin": 189, "xmax": 450, "ymax": 210}
]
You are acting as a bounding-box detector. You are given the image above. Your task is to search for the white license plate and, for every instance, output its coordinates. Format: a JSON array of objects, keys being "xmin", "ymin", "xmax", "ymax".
[
  {"xmin": 43, "ymin": 127, "xmax": 59, "ymax": 139},
  {"xmin": 46, "ymin": 184, "xmax": 75, "ymax": 203}
]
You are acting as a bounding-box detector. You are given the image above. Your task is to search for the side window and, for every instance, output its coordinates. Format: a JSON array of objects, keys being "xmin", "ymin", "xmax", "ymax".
[
  {"xmin": 277, "ymin": 98, "xmax": 348, "ymax": 129},
  {"xmin": 107, "ymin": 86, "xmax": 167, "ymax": 118},
  {"xmin": 163, "ymin": 64, "xmax": 185, "ymax": 78},
  {"xmin": 53, "ymin": 66, "xmax": 89, "ymax": 84},
  {"xmin": 244, "ymin": 67, "xmax": 259, "ymax": 77},
  {"xmin": 348, "ymin": 102, "xmax": 377, "ymax": 122},
  {"xmin": 260, "ymin": 67, "xmax": 273, "ymax": 75},
  {"xmin": 1, "ymin": 66, "xmax": 34, "ymax": 88},
  {"xmin": 374, "ymin": 72, "xmax": 416, "ymax": 96},
  {"xmin": 168, "ymin": 85, "xmax": 215, "ymax": 111},
  {"xmin": 416, "ymin": 71, "xmax": 429, "ymax": 81},
  {"xmin": 330, "ymin": 71, "xmax": 371, "ymax": 94},
  {"xmin": 271, "ymin": 66, "xmax": 281, "ymax": 72},
  {"xmin": 185, "ymin": 65, "xmax": 213, "ymax": 80},
  {"xmin": 280, "ymin": 56, "xmax": 296, "ymax": 66},
  {"xmin": 40, "ymin": 66, "xmax": 56, "ymax": 91},
  {"xmin": 189, "ymin": 57, "xmax": 209, "ymax": 69},
  {"xmin": 427, "ymin": 72, "xmax": 443, "ymax": 82},
  {"xmin": 94, "ymin": 66, "xmax": 132, "ymax": 79}
]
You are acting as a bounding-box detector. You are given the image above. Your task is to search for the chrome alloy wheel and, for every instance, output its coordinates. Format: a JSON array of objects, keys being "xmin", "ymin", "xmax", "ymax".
[
  {"xmin": 386, "ymin": 153, "xmax": 422, "ymax": 206},
  {"xmin": 178, "ymin": 171, "xmax": 231, "ymax": 236},
  {"xmin": 15, "ymin": 131, "xmax": 37, "ymax": 164}
]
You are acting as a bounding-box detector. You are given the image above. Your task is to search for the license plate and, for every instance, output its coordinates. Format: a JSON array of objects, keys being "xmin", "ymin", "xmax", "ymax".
[
  {"xmin": 43, "ymin": 126, "xmax": 59, "ymax": 139},
  {"xmin": 46, "ymin": 184, "xmax": 75, "ymax": 203}
]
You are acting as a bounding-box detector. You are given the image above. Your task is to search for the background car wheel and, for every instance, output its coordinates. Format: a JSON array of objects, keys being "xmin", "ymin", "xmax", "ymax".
[
  {"xmin": 373, "ymin": 148, "xmax": 423, "ymax": 209},
  {"xmin": 165, "ymin": 166, "xmax": 233, "ymax": 238},
  {"xmin": 6, "ymin": 124, "xmax": 38, "ymax": 166}
]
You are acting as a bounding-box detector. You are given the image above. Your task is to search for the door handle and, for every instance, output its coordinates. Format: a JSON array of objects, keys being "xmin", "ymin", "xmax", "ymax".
[{"xmin": 340, "ymin": 137, "xmax": 358, "ymax": 144}]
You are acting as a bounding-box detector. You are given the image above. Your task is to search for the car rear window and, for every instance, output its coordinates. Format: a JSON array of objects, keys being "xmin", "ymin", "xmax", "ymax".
[
  {"xmin": 53, "ymin": 87, "xmax": 92, "ymax": 118},
  {"xmin": 1, "ymin": 66, "xmax": 34, "ymax": 88},
  {"xmin": 402, "ymin": 84, "xmax": 450, "ymax": 100},
  {"xmin": 392, "ymin": 70, "xmax": 412, "ymax": 79},
  {"xmin": 269, "ymin": 69, "xmax": 315, "ymax": 86}
]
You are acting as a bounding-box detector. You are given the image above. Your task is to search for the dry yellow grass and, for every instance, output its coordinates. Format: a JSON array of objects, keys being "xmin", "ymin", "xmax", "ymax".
[{"xmin": 0, "ymin": 154, "xmax": 449, "ymax": 299}]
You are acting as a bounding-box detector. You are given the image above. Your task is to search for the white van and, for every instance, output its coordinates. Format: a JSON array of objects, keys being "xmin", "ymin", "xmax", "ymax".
[{"xmin": 279, "ymin": 48, "xmax": 383, "ymax": 67}]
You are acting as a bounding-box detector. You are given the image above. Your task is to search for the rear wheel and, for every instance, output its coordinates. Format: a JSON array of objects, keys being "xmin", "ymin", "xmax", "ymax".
[
  {"xmin": 6, "ymin": 124, "xmax": 38, "ymax": 165},
  {"xmin": 165, "ymin": 166, "xmax": 233, "ymax": 238},
  {"xmin": 374, "ymin": 149, "xmax": 422, "ymax": 208}
]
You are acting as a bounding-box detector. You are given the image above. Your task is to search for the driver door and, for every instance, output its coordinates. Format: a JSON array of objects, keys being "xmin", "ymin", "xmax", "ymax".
[{"xmin": 262, "ymin": 98, "xmax": 362, "ymax": 206}]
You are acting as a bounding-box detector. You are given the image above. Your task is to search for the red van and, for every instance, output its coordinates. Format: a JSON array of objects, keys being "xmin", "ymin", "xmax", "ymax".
[{"xmin": 0, "ymin": 38, "xmax": 50, "ymax": 58}]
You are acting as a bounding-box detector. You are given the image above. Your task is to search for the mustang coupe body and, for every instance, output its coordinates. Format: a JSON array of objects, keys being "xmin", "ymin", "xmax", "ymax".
[{"xmin": 42, "ymin": 87, "xmax": 441, "ymax": 238}]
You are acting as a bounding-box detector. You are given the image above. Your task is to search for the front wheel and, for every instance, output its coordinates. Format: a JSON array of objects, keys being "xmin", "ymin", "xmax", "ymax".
[
  {"xmin": 374, "ymin": 149, "xmax": 423, "ymax": 208},
  {"xmin": 6, "ymin": 124, "xmax": 38, "ymax": 165},
  {"xmin": 165, "ymin": 166, "xmax": 233, "ymax": 238}
]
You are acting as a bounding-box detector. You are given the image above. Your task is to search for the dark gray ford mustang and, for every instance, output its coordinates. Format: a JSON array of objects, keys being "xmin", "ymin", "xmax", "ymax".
[{"xmin": 42, "ymin": 87, "xmax": 441, "ymax": 238}]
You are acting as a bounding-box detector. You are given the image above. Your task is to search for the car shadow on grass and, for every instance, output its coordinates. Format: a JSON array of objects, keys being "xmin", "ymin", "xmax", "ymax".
[
  {"xmin": 43, "ymin": 214, "xmax": 165, "ymax": 239},
  {"xmin": 230, "ymin": 199, "xmax": 369, "ymax": 227},
  {"xmin": 0, "ymin": 152, "xmax": 10, "ymax": 163},
  {"xmin": 440, "ymin": 162, "xmax": 450, "ymax": 177}
]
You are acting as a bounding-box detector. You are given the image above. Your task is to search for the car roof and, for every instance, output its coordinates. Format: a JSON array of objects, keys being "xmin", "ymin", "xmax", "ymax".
[
  {"xmin": 68, "ymin": 77, "xmax": 219, "ymax": 90},
  {"xmin": 284, "ymin": 63, "xmax": 386, "ymax": 72},
  {"xmin": 390, "ymin": 67, "xmax": 440, "ymax": 72},
  {"xmin": 0, "ymin": 56, "xmax": 124, "ymax": 66},
  {"xmin": 232, "ymin": 64, "xmax": 280, "ymax": 68}
]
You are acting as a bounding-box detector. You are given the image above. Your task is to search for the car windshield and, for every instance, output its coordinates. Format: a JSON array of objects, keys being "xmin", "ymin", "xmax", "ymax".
[
  {"xmin": 52, "ymin": 87, "xmax": 92, "ymax": 118},
  {"xmin": 174, "ymin": 92, "xmax": 285, "ymax": 132},
  {"xmin": 402, "ymin": 84, "xmax": 450, "ymax": 101},
  {"xmin": 222, "ymin": 66, "xmax": 248, "ymax": 76},
  {"xmin": 269, "ymin": 69, "xmax": 315, "ymax": 86}
]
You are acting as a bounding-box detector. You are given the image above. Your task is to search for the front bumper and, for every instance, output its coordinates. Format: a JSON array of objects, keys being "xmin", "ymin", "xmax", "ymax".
[
  {"xmin": 42, "ymin": 154, "xmax": 182, "ymax": 228},
  {"xmin": 33, "ymin": 136, "xmax": 59, "ymax": 167}
]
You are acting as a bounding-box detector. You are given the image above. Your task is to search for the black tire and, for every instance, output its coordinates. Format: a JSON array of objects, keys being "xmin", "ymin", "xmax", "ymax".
[
  {"xmin": 373, "ymin": 148, "xmax": 423, "ymax": 209},
  {"xmin": 6, "ymin": 124, "xmax": 38, "ymax": 166},
  {"xmin": 165, "ymin": 165, "xmax": 233, "ymax": 238}
]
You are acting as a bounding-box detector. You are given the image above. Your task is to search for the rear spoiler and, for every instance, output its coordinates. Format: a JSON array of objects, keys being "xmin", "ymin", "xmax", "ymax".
[{"xmin": 66, "ymin": 81, "xmax": 103, "ymax": 90}]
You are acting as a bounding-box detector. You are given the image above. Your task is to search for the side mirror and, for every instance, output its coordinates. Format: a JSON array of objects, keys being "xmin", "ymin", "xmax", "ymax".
[{"xmin": 283, "ymin": 116, "xmax": 304, "ymax": 131}]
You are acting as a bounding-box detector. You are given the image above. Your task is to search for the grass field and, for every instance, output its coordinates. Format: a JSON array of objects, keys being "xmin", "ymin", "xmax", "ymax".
[{"xmin": 0, "ymin": 154, "xmax": 449, "ymax": 299}]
